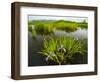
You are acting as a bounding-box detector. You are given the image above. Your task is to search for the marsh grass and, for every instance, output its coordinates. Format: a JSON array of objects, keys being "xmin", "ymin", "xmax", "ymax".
[
  {"xmin": 54, "ymin": 20, "xmax": 78, "ymax": 32},
  {"xmin": 34, "ymin": 22, "xmax": 54, "ymax": 35},
  {"xmin": 39, "ymin": 37, "xmax": 87, "ymax": 65},
  {"xmin": 28, "ymin": 20, "xmax": 88, "ymax": 35}
]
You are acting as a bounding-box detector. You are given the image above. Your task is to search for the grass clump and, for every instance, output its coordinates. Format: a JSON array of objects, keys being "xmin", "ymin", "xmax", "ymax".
[
  {"xmin": 39, "ymin": 37, "xmax": 86, "ymax": 65},
  {"xmin": 78, "ymin": 23, "xmax": 88, "ymax": 29},
  {"xmin": 54, "ymin": 20, "xmax": 78, "ymax": 32},
  {"xmin": 34, "ymin": 21, "xmax": 54, "ymax": 35}
]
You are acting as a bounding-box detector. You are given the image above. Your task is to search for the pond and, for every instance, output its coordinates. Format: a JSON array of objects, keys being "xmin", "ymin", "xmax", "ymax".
[{"xmin": 28, "ymin": 28, "xmax": 88, "ymax": 66}]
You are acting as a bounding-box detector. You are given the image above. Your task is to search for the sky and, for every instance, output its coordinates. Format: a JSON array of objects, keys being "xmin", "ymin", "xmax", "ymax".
[{"xmin": 28, "ymin": 15, "xmax": 88, "ymax": 22}]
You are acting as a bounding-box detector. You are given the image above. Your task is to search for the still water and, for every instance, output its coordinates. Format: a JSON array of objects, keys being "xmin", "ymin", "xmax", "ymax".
[{"xmin": 28, "ymin": 28, "xmax": 88, "ymax": 66}]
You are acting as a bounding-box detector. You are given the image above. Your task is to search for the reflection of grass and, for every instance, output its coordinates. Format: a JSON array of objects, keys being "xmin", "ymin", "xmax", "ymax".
[
  {"xmin": 28, "ymin": 25, "xmax": 36, "ymax": 38},
  {"xmin": 28, "ymin": 20, "xmax": 88, "ymax": 35},
  {"xmin": 39, "ymin": 37, "xmax": 87, "ymax": 65}
]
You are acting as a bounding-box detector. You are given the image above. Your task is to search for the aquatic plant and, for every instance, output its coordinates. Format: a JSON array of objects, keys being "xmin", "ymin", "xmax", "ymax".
[
  {"xmin": 39, "ymin": 37, "xmax": 87, "ymax": 65},
  {"xmin": 34, "ymin": 22, "xmax": 54, "ymax": 35},
  {"xmin": 54, "ymin": 20, "xmax": 79, "ymax": 32}
]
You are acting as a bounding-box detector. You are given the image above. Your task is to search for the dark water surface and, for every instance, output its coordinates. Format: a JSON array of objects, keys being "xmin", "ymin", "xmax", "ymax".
[{"xmin": 28, "ymin": 32, "xmax": 47, "ymax": 66}]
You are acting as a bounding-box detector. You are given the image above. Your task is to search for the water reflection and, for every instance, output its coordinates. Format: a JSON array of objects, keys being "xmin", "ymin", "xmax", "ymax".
[{"xmin": 54, "ymin": 28, "xmax": 88, "ymax": 39}]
